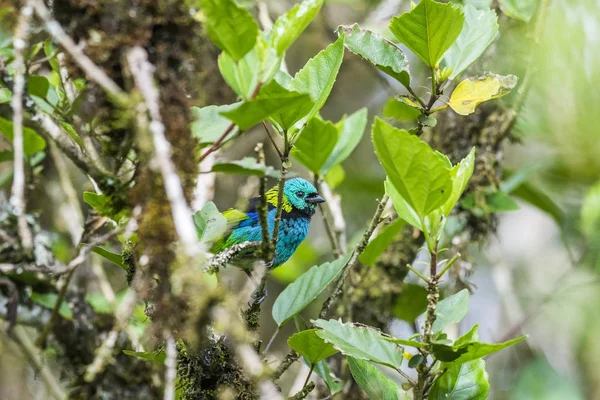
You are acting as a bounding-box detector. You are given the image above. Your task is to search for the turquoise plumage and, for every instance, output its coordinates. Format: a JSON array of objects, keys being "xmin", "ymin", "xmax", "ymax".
[{"xmin": 212, "ymin": 178, "xmax": 325, "ymax": 268}]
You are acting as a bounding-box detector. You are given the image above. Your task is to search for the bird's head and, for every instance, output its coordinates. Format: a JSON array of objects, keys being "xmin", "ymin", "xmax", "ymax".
[{"xmin": 268, "ymin": 178, "xmax": 325, "ymax": 216}]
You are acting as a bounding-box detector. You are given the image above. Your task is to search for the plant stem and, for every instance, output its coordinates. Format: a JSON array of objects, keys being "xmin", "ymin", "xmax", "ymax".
[
  {"xmin": 262, "ymin": 326, "xmax": 280, "ymax": 356},
  {"xmin": 414, "ymin": 239, "xmax": 441, "ymax": 399},
  {"xmin": 314, "ymin": 175, "xmax": 342, "ymax": 257},
  {"xmin": 436, "ymin": 253, "xmax": 461, "ymax": 280},
  {"xmin": 406, "ymin": 264, "xmax": 430, "ymax": 283},
  {"xmin": 255, "ymin": 143, "xmax": 273, "ymax": 261},
  {"xmin": 302, "ymin": 364, "xmax": 315, "ymax": 388},
  {"xmin": 319, "ymin": 195, "xmax": 389, "ymax": 319}
]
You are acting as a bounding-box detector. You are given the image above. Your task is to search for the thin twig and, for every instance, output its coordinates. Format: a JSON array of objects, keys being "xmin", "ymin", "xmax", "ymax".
[
  {"xmin": 319, "ymin": 195, "xmax": 389, "ymax": 318},
  {"xmin": 30, "ymin": 0, "xmax": 125, "ymax": 99},
  {"xmin": 9, "ymin": 325, "xmax": 67, "ymax": 400},
  {"xmin": 262, "ymin": 121, "xmax": 283, "ymax": 159},
  {"xmin": 83, "ymin": 290, "xmax": 137, "ymax": 382},
  {"xmin": 205, "ymin": 241, "xmax": 262, "ymax": 273},
  {"xmin": 436, "ymin": 253, "xmax": 461, "ymax": 280},
  {"xmin": 164, "ymin": 332, "xmax": 177, "ymax": 400},
  {"xmin": 36, "ymin": 229, "xmax": 120, "ymax": 348},
  {"xmin": 10, "ymin": 2, "xmax": 34, "ymax": 253},
  {"xmin": 270, "ymin": 157, "xmax": 288, "ymax": 260},
  {"xmin": 287, "ymin": 382, "xmax": 315, "ymax": 400},
  {"xmin": 255, "ymin": 143, "xmax": 273, "ymax": 261},
  {"xmin": 319, "ymin": 179, "xmax": 347, "ymax": 255},
  {"xmin": 127, "ymin": 47, "xmax": 198, "ymax": 256}
]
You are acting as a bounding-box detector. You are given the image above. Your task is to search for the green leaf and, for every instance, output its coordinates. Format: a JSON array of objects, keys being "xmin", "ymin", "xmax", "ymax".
[
  {"xmin": 441, "ymin": 336, "xmax": 527, "ymax": 364},
  {"xmin": 292, "ymin": 118, "xmax": 338, "ymax": 174},
  {"xmin": 442, "ymin": 148, "xmax": 475, "ymax": 216},
  {"xmin": 27, "ymin": 75, "xmax": 60, "ymax": 114},
  {"xmin": 218, "ymin": 49, "xmax": 260, "ymax": 100},
  {"xmin": 123, "ymin": 349, "xmax": 166, "ymax": 363},
  {"xmin": 337, "ymin": 24, "xmax": 410, "ymax": 87},
  {"xmin": 443, "ymin": 5, "xmax": 498, "ymax": 80},
  {"xmin": 30, "ymin": 292, "xmax": 73, "ymax": 320},
  {"xmin": 498, "ymin": 0, "xmax": 537, "ymax": 22},
  {"xmin": 288, "ymin": 329, "xmax": 339, "ymax": 364},
  {"xmin": 448, "ymin": 73, "xmax": 517, "ymax": 116},
  {"xmin": 293, "ymin": 316, "xmax": 343, "ymax": 394},
  {"xmin": 389, "ymin": 0, "xmax": 465, "ymax": 67},
  {"xmin": 191, "ymin": 104, "xmax": 239, "ymax": 147},
  {"xmin": 83, "ymin": 191, "xmax": 108, "ymax": 211},
  {"xmin": 393, "ymin": 284, "xmax": 428, "ymax": 323},
  {"xmin": 0, "ymin": 117, "xmax": 46, "ymax": 155},
  {"xmin": 314, "ymin": 319, "xmax": 404, "ymax": 369},
  {"xmin": 408, "ymin": 354, "xmax": 425, "ymax": 368},
  {"xmin": 385, "ymin": 178, "xmax": 422, "ymax": 230},
  {"xmin": 383, "ymin": 97, "xmax": 421, "ymax": 122},
  {"xmin": 272, "ymin": 255, "xmax": 349, "ymax": 326},
  {"xmin": 348, "ymin": 357, "xmax": 403, "ymax": 400},
  {"xmin": 429, "ymin": 359, "xmax": 489, "ymax": 400},
  {"xmin": 485, "ymin": 191, "xmax": 519, "ymax": 212},
  {"xmin": 581, "ymin": 181, "xmax": 600, "ymax": 240},
  {"xmin": 270, "ymin": 0, "xmax": 324, "ymax": 56},
  {"xmin": 0, "ymin": 87, "xmax": 11, "ymax": 104},
  {"xmin": 372, "ymin": 118, "xmax": 452, "ymax": 219},
  {"xmin": 384, "ymin": 337, "xmax": 425, "ymax": 348},
  {"xmin": 314, "ymin": 359, "xmax": 343, "ymax": 394},
  {"xmin": 289, "ymin": 37, "xmax": 345, "ymax": 130},
  {"xmin": 85, "ymin": 292, "xmax": 114, "ymax": 314},
  {"xmin": 221, "ymin": 80, "xmax": 313, "ymax": 131},
  {"xmin": 433, "ymin": 289, "xmax": 469, "ymax": 333},
  {"xmin": 92, "ymin": 246, "xmax": 126, "ymax": 270},
  {"xmin": 321, "ymin": 108, "xmax": 368, "ymax": 175},
  {"xmin": 199, "ymin": 0, "xmax": 259, "ymax": 60},
  {"xmin": 360, "ymin": 218, "xmax": 406, "ymax": 266},
  {"xmin": 193, "ymin": 201, "xmax": 227, "ymax": 244},
  {"xmin": 212, "ymin": 157, "xmax": 286, "ymax": 178}
]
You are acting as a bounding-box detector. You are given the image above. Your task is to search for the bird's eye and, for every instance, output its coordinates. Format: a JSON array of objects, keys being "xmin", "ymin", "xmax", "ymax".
[{"xmin": 296, "ymin": 191, "xmax": 305, "ymax": 198}]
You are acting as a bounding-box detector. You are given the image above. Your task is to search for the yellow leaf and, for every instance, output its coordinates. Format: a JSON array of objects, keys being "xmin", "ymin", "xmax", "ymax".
[{"xmin": 448, "ymin": 73, "xmax": 517, "ymax": 116}]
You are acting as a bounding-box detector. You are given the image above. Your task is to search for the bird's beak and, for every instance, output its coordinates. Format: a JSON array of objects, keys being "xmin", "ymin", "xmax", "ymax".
[{"xmin": 306, "ymin": 194, "xmax": 326, "ymax": 204}]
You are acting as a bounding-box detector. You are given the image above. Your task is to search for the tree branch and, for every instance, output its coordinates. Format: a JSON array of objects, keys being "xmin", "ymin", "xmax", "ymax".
[
  {"xmin": 127, "ymin": 46, "xmax": 198, "ymax": 257},
  {"xmin": 10, "ymin": 1, "xmax": 34, "ymax": 253}
]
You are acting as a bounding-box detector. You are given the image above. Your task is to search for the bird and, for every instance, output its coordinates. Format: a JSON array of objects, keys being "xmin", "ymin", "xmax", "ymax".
[{"xmin": 212, "ymin": 177, "xmax": 325, "ymax": 269}]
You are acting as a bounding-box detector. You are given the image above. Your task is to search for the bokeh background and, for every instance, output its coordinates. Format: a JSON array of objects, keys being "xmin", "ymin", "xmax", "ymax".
[{"xmin": 1, "ymin": 0, "xmax": 600, "ymax": 399}]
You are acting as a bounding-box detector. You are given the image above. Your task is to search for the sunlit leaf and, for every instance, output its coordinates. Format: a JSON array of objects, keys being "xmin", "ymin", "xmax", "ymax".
[
  {"xmin": 442, "ymin": 148, "xmax": 475, "ymax": 216},
  {"xmin": 191, "ymin": 104, "xmax": 239, "ymax": 146},
  {"xmin": 92, "ymin": 246, "xmax": 126, "ymax": 270},
  {"xmin": 432, "ymin": 289, "xmax": 469, "ymax": 333},
  {"xmin": 272, "ymin": 255, "xmax": 349, "ymax": 326},
  {"xmin": 292, "ymin": 118, "xmax": 337, "ymax": 174},
  {"xmin": 270, "ymin": 0, "xmax": 324, "ymax": 56},
  {"xmin": 218, "ymin": 49, "xmax": 260, "ymax": 100},
  {"xmin": 429, "ymin": 359, "xmax": 489, "ymax": 400},
  {"xmin": 373, "ymin": 118, "xmax": 452, "ymax": 219},
  {"xmin": 385, "ymin": 179, "xmax": 423, "ymax": 231},
  {"xmin": 485, "ymin": 191, "xmax": 519, "ymax": 212},
  {"xmin": 348, "ymin": 357, "xmax": 403, "ymax": 400},
  {"xmin": 288, "ymin": 329, "xmax": 338, "ymax": 364},
  {"xmin": 193, "ymin": 201, "xmax": 227, "ymax": 244},
  {"xmin": 0, "ymin": 87, "xmax": 11, "ymax": 104},
  {"xmin": 389, "ymin": 0, "xmax": 465, "ymax": 67},
  {"xmin": 337, "ymin": 24, "xmax": 410, "ymax": 87},
  {"xmin": 314, "ymin": 319, "xmax": 404, "ymax": 369},
  {"xmin": 448, "ymin": 73, "xmax": 517, "ymax": 116},
  {"xmin": 289, "ymin": 37, "xmax": 345, "ymax": 129},
  {"xmin": 383, "ymin": 97, "xmax": 421, "ymax": 122},
  {"xmin": 319, "ymin": 108, "xmax": 368, "ymax": 175},
  {"xmin": 0, "ymin": 117, "xmax": 46, "ymax": 155},
  {"xmin": 221, "ymin": 80, "xmax": 313, "ymax": 131},
  {"xmin": 443, "ymin": 5, "xmax": 499, "ymax": 80},
  {"xmin": 498, "ymin": 0, "xmax": 537, "ymax": 22},
  {"xmin": 199, "ymin": 0, "xmax": 259, "ymax": 60}
]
